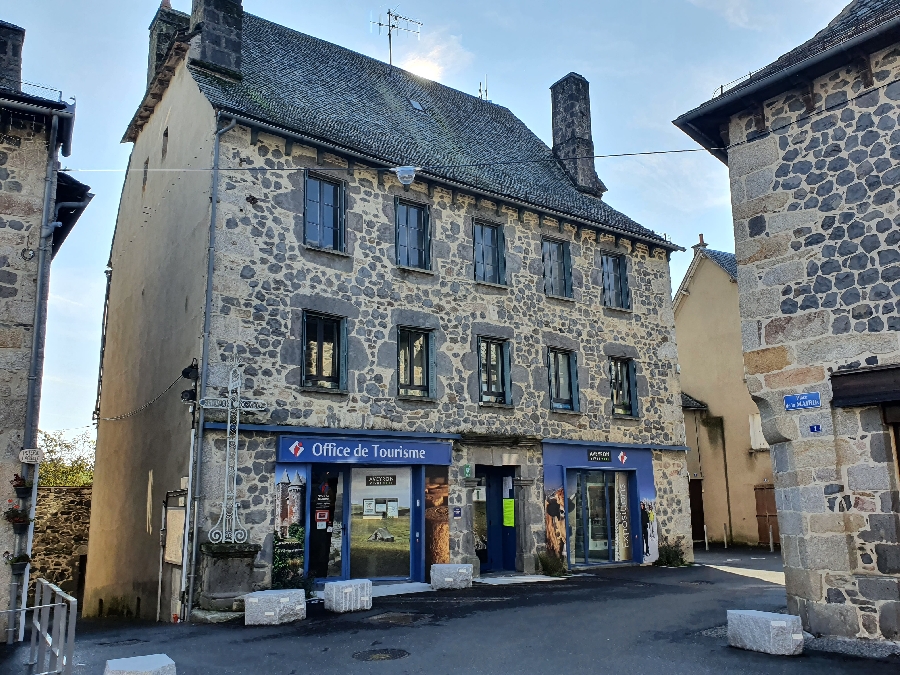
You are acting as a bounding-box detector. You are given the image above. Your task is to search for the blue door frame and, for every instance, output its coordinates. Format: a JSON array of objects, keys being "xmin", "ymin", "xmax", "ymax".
[{"xmin": 477, "ymin": 466, "xmax": 517, "ymax": 573}]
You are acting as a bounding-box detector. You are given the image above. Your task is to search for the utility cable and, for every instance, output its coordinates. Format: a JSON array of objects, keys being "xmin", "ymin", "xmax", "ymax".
[{"xmin": 98, "ymin": 374, "xmax": 182, "ymax": 421}]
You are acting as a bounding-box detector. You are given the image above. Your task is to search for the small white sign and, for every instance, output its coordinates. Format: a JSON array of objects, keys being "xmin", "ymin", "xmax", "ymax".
[{"xmin": 19, "ymin": 448, "xmax": 42, "ymax": 464}]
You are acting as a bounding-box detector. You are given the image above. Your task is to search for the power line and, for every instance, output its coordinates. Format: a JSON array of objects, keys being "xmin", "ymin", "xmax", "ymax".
[{"xmin": 98, "ymin": 374, "xmax": 182, "ymax": 421}]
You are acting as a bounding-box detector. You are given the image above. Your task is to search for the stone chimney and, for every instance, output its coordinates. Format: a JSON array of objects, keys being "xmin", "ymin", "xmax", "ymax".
[
  {"xmin": 148, "ymin": 2, "xmax": 190, "ymax": 87},
  {"xmin": 189, "ymin": 0, "xmax": 243, "ymax": 78},
  {"xmin": 0, "ymin": 20, "xmax": 25, "ymax": 94},
  {"xmin": 550, "ymin": 73, "xmax": 607, "ymax": 196},
  {"xmin": 692, "ymin": 233, "xmax": 708, "ymax": 251}
]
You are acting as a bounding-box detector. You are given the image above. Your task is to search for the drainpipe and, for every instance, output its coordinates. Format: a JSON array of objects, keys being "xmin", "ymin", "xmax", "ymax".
[{"xmin": 186, "ymin": 114, "xmax": 237, "ymax": 620}]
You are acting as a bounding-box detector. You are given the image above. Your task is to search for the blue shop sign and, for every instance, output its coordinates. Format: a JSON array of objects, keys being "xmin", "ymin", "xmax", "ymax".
[
  {"xmin": 277, "ymin": 435, "xmax": 452, "ymax": 465},
  {"xmin": 784, "ymin": 392, "xmax": 821, "ymax": 411}
]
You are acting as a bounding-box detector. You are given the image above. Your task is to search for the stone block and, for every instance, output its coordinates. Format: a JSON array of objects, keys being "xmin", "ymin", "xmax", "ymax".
[
  {"xmin": 727, "ymin": 610, "xmax": 803, "ymax": 656},
  {"xmin": 798, "ymin": 535, "xmax": 851, "ymax": 571},
  {"xmin": 104, "ymin": 654, "xmax": 176, "ymax": 675},
  {"xmin": 847, "ymin": 464, "xmax": 891, "ymax": 491},
  {"xmin": 323, "ymin": 579, "xmax": 372, "ymax": 613},
  {"xmin": 744, "ymin": 346, "xmax": 791, "ymax": 375},
  {"xmin": 857, "ymin": 577, "xmax": 900, "ymax": 602},
  {"xmin": 430, "ymin": 564, "xmax": 473, "ymax": 590},
  {"xmin": 244, "ymin": 589, "xmax": 306, "ymax": 625},
  {"xmin": 198, "ymin": 543, "xmax": 262, "ymax": 611},
  {"xmin": 807, "ymin": 602, "xmax": 859, "ymax": 638}
]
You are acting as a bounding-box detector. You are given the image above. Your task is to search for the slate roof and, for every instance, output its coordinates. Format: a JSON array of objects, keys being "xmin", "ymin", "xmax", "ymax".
[
  {"xmin": 702, "ymin": 249, "xmax": 737, "ymax": 281},
  {"xmin": 681, "ymin": 392, "xmax": 708, "ymax": 410},
  {"xmin": 188, "ymin": 13, "xmax": 673, "ymax": 247}
]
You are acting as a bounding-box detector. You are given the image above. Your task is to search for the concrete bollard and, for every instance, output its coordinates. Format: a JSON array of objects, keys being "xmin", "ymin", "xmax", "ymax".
[
  {"xmin": 323, "ymin": 579, "xmax": 372, "ymax": 613},
  {"xmin": 244, "ymin": 589, "xmax": 306, "ymax": 625},
  {"xmin": 104, "ymin": 654, "xmax": 176, "ymax": 675},
  {"xmin": 430, "ymin": 564, "xmax": 473, "ymax": 590},
  {"xmin": 727, "ymin": 610, "xmax": 803, "ymax": 656}
]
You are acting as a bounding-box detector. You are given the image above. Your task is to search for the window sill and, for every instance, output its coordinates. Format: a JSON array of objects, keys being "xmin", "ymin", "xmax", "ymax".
[
  {"xmin": 479, "ymin": 401, "xmax": 513, "ymax": 409},
  {"xmin": 603, "ymin": 305, "xmax": 633, "ymax": 315},
  {"xmin": 396, "ymin": 265, "xmax": 435, "ymax": 276},
  {"xmin": 550, "ymin": 407, "xmax": 582, "ymax": 416},
  {"xmin": 302, "ymin": 244, "xmax": 351, "ymax": 258},
  {"xmin": 299, "ymin": 386, "xmax": 349, "ymax": 396},
  {"xmin": 397, "ymin": 394, "xmax": 437, "ymax": 403},
  {"xmin": 475, "ymin": 280, "xmax": 509, "ymax": 291},
  {"xmin": 545, "ymin": 294, "xmax": 575, "ymax": 303},
  {"xmin": 612, "ymin": 414, "xmax": 641, "ymax": 421}
]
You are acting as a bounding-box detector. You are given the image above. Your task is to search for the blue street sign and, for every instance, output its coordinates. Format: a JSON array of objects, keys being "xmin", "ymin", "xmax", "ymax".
[
  {"xmin": 278, "ymin": 434, "xmax": 452, "ymax": 465},
  {"xmin": 784, "ymin": 392, "xmax": 821, "ymax": 411},
  {"xmin": 809, "ymin": 425, "xmax": 822, "ymax": 433}
]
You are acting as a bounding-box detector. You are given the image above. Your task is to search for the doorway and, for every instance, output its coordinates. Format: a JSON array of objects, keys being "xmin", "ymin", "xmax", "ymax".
[
  {"xmin": 473, "ymin": 466, "xmax": 517, "ymax": 573},
  {"xmin": 689, "ymin": 479, "xmax": 705, "ymax": 542},
  {"xmin": 567, "ymin": 470, "xmax": 635, "ymax": 564}
]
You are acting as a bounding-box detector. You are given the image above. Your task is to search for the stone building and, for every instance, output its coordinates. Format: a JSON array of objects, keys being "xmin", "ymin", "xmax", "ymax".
[
  {"xmin": 86, "ymin": 0, "xmax": 690, "ymax": 620},
  {"xmin": 674, "ymin": 237, "xmax": 775, "ymax": 547},
  {"xmin": 675, "ymin": 0, "xmax": 900, "ymax": 640},
  {"xmin": 29, "ymin": 487, "xmax": 92, "ymax": 605},
  {"xmin": 0, "ymin": 21, "xmax": 90, "ymax": 637}
]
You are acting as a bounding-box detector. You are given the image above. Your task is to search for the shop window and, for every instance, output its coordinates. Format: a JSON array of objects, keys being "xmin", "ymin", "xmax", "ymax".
[
  {"xmin": 542, "ymin": 238, "xmax": 572, "ymax": 298},
  {"xmin": 397, "ymin": 327, "xmax": 434, "ymax": 398},
  {"xmin": 478, "ymin": 337, "xmax": 511, "ymax": 405},
  {"xmin": 305, "ymin": 173, "xmax": 344, "ymax": 251},
  {"xmin": 610, "ymin": 357, "xmax": 637, "ymax": 417},
  {"xmin": 302, "ymin": 311, "xmax": 347, "ymax": 390},
  {"xmin": 548, "ymin": 348, "xmax": 579, "ymax": 411},
  {"xmin": 600, "ymin": 253, "xmax": 630, "ymax": 309},
  {"xmin": 396, "ymin": 199, "xmax": 431, "ymax": 269},
  {"xmin": 474, "ymin": 221, "xmax": 506, "ymax": 285}
]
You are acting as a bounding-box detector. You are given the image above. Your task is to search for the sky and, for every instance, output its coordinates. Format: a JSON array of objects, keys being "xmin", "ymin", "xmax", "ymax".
[{"xmin": 5, "ymin": 0, "xmax": 851, "ymax": 433}]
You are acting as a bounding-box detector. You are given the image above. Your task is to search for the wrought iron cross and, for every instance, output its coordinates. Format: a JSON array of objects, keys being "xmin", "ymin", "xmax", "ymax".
[{"xmin": 201, "ymin": 356, "xmax": 267, "ymax": 544}]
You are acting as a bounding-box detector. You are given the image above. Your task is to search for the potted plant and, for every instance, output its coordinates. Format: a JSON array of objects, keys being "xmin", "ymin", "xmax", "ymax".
[
  {"xmin": 10, "ymin": 474, "xmax": 33, "ymax": 501},
  {"xmin": 4, "ymin": 501, "xmax": 32, "ymax": 535},
  {"xmin": 3, "ymin": 551, "xmax": 30, "ymax": 576}
]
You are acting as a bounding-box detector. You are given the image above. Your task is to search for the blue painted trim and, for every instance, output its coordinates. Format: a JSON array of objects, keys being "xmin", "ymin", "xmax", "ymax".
[
  {"xmin": 204, "ymin": 422, "xmax": 461, "ymax": 440},
  {"xmin": 543, "ymin": 439, "xmax": 688, "ymax": 452}
]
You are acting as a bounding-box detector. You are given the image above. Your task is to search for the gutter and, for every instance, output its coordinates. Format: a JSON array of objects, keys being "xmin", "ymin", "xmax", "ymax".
[
  {"xmin": 185, "ymin": 113, "xmax": 237, "ymax": 620},
  {"xmin": 674, "ymin": 14, "xmax": 900, "ymax": 161},
  {"xmin": 0, "ymin": 97, "xmax": 75, "ymax": 157},
  {"xmin": 214, "ymin": 109, "xmax": 682, "ymax": 253}
]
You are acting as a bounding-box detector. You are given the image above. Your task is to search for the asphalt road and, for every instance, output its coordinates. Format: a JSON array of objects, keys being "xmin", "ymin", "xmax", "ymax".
[{"xmin": 3, "ymin": 548, "xmax": 897, "ymax": 675}]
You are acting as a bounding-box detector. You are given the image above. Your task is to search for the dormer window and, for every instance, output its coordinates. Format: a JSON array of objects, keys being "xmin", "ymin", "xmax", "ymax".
[{"xmin": 409, "ymin": 99, "xmax": 424, "ymax": 111}]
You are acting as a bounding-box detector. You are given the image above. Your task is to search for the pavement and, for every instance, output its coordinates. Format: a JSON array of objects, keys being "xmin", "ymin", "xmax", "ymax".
[{"xmin": 3, "ymin": 547, "xmax": 899, "ymax": 675}]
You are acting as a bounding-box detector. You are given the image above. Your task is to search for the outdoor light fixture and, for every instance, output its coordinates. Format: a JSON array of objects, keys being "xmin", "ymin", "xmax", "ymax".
[
  {"xmin": 182, "ymin": 359, "xmax": 199, "ymax": 381},
  {"xmin": 391, "ymin": 166, "xmax": 419, "ymax": 186},
  {"xmin": 181, "ymin": 389, "xmax": 197, "ymax": 403}
]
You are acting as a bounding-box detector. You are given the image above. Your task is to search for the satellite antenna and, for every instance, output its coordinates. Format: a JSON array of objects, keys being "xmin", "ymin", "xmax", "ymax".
[{"xmin": 370, "ymin": 8, "xmax": 422, "ymax": 65}]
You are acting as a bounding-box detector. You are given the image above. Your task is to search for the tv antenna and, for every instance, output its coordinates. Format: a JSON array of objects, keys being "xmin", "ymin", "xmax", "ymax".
[
  {"xmin": 478, "ymin": 75, "xmax": 489, "ymax": 101},
  {"xmin": 370, "ymin": 8, "xmax": 422, "ymax": 65}
]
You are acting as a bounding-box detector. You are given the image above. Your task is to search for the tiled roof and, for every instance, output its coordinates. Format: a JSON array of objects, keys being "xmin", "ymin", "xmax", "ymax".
[
  {"xmin": 189, "ymin": 13, "xmax": 673, "ymax": 247},
  {"xmin": 681, "ymin": 392, "xmax": 708, "ymax": 409},
  {"xmin": 703, "ymin": 249, "xmax": 737, "ymax": 281}
]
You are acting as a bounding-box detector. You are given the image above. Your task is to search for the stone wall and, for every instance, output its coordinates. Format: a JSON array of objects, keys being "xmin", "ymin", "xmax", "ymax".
[
  {"xmin": 30, "ymin": 487, "xmax": 91, "ymax": 599},
  {"xmin": 727, "ymin": 42, "xmax": 900, "ymax": 639}
]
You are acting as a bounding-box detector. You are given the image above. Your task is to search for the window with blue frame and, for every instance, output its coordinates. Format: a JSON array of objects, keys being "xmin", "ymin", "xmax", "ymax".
[
  {"xmin": 600, "ymin": 253, "xmax": 630, "ymax": 309},
  {"xmin": 474, "ymin": 221, "xmax": 506, "ymax": 285},
  {"xmin": 302, "ymin": 311, "xmax": 347, "ymax": 390},
  {"xmin": 542, "ymin": 238, "xmax": 572, "ymax": 298},
  {"xmin": 478, "ymin": 337, "xmax": 512, "ymax": 405},
  {"xmin": 304, "ymin": 174, "xmax": 344, "ymax": 251},
  {"xmin": 610, "ymin": 357, "xmax": 638, "ymax": 416},
  {"xmin": 396, "ymin": 200, "xmax": 431, "ymax": 269},
  {"xmin": 548, "ymin": 348, "xmax": 579, "ymax": 411},
  {"xmin": 398, "ymin": 327, "xmax": 434, "ymax": 398}
]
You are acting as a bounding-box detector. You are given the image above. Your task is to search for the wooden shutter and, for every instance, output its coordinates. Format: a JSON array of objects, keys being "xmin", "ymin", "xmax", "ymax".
[
  {"xmin": 497, "ymin": 225, "xmax": 507, "ymax": 285},
  {"xmin": 502, "ymin": 340, "xmax": 513, "ymax": 405},
  {"xmin": 473, "ymin": 221, "xmax": 483, "ymax": 281},
  {"xmin": 339, "ymin": 179, "xmax": 347, "ymax": 252},
  {"xmin": 427, "ymin": 330, "xmax": 437, "ymax": 399},
  {"xmin": 424, "ymin": 205, "xmax": 432, "ymax": 270},
  {"xmin": 542, "ymin": 240, "xmax": 552, "ymax": 295},
  {"xmin": 300, "ymin": 311, "xmax": 308, "ymax": 386},
  {"xmin": 619, "ymin": 255, "xmax": 631, "ymax": 309},
  {"xmin": 546, "ymin": 348, "xmax": 554, "ymax": 408},
  {"xmin": 569, "ymin": 352, "xmax": 580, "ymax": 412},
  {"xmin": 339, "ymin": 318, "xmax": 349, "ymax": 391},
  {"xmin": 628, "ymin": 359, "xmax": 638, "ymax": 417},
  {"xmin": 394, "ymin": 196, "xmax": 402, "ymax": 265},
  {"xmin": 302, "ymin": 169, "xmax": 310, "ymax": 246},
  {"xmin": 562, "ymin": 242, "xmax": 573, "ymax": 298}
]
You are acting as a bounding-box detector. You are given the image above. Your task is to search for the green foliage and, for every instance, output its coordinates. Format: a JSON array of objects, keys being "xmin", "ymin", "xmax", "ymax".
[
  {"xmin": 272, "ymin": 542, "xmax": 314, "ymax": 595},
  {"xmin": 653, "ymin": 541, "xmax": 687, "ymax": 567},
  {"xmin": 37, "ymin": 429, "xmax": 95, "ymax": 487},
  {"xmin": 287, "ymin": 523, "xmax": 304, "ymax": 541},
  {"xmin": 538, "ymin": 551, "xmax": 567, "ymax": 577}
]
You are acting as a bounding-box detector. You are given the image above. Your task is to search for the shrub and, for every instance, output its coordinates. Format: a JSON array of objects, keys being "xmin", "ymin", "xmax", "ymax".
[
  {"xmin": 654, "ymin": 541, "xmax": 687, "ymax": 567},
  {"xmin": 538, "ymin": 551, "xmax": 567, "ymax": 577}
]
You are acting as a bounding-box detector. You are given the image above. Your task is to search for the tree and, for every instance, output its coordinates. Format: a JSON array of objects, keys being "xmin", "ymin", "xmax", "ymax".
[{"xmin": 36, "ymin": 430, "xmax": 95, "ymax": 487}]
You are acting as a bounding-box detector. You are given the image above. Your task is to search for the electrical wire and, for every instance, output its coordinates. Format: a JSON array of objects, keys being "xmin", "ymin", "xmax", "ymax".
[{"xmin": 98, "ymin": 374, "xmax": 182, "ymax": 421}]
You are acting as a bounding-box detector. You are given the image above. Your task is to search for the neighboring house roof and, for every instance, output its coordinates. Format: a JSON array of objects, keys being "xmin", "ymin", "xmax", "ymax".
[
  {"xmin": 137, "ymin": 12, "xmax": 676, "ymax": 248},
  {"xmin": 674, "ymin": 0, "xmax": 900, "ymax": 162},
  {"xmin": 672, "ymin": 245, "xmax": 737, "ymax": 313},
  {"xmin": 681, "ymin": 392, "xmax": 708, "ymax": 410},
  {"xmin": 703, "ymin": 249, "xmax": 737, "ymax": 281}
]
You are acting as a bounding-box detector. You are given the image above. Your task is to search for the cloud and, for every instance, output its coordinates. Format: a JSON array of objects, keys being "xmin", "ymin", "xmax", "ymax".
[
  {"xmin": 687, "ymin": 0, "xmax": 762, "ymax": 29},
  {"xmin": 396, "ymin": 32, "xmax": 474, "ymax": 83}
]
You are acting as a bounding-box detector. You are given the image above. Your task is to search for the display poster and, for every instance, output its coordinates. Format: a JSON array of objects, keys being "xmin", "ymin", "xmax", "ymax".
[
  {"xmin": 273, "ymin": 467, "xmax": 307, "ymax": 588},
  {"xmin": 503, "ymin": 498, "xmax": 515, "ymax": 527}
]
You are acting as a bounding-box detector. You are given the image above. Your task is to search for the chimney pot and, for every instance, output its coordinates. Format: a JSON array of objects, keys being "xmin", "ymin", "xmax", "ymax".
[
  {"xmin": 693, "ymin": 233, "xmax": 708, "ymax": 251},
  {"xmin": 0, "ymin": 21, "xmax": 25, "ymax": 94},
  {"xmin": 550, "ymin": 72, "xmax": 607, "ymax": 196},
  {"xmin": 148, "ymin": 5, "xmax": 190, "ymax": 87},
  {"xmin": 190, "ymin": 0, "xmax": 244, "ymax": 78}
]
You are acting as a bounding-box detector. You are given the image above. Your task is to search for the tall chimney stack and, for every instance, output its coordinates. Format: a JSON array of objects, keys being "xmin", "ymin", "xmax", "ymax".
[
  {"xmin": 0, "ymin": 20, "xmax": 25, "ymax": 94},
  {"xmin": 148, "ymin": 2, "xmax": 190, "ymax": 87},
  {"xmin": 190, "ymin": 0, "xmax": 243, "ymax": 78},
  {"xmin": 550, "ymin": 73, "xmax": 607, "ymax": 196}
]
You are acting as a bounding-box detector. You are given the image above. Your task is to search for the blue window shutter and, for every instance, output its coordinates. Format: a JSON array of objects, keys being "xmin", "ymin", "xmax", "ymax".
[
  {"xmin": 502, "ymin": 340, "xmax": 513, "ymax": 405},
  {"xmin": 339, "ymin": 180, "xmax": 347, "ymax": 252},
  {"xmin": 497, "ymin": 225, "xmax": 507, "ymax": 285},
  {"xmin": 541, "ymin": 240, "xmax": 552, "ymax": 295},
  {"xmin": 339, "ymin": 319, "xmax": 349, "ymax": 391},
  {"xmin": 601, "ymin": 254, "xmax": 613, "ymax": 306},
  {"xmin": 427, "ymin": 330, "xmax": 437, "ymax": 399},
  {"xmin": 569, "ymin": 352, "xmax": 580, "ymax": 412},
  {"xmin": 473, "ymin": 221, "xmax": 483, "ymax": 281},
  {"xmin": 619, "ymin": 256, "xmax": 631, "ymax": 309},
  {"xmin": 628, "ymin": 359, "xmax": 638, "ymax": 417},
  {"xmin": 424, "ymin": 206, "xmax": 432, "ymax": 270},
  {"xmin": 302, "ymin": 169, "xmax": 310, "ymax": 246},
  {"xmin": 475, "ymin": 336, "xmax": 483, "ymax": 402},
  {"xmin": 394, "ymin": 196, "xmax": 401, "ymax": 265},
  {"xmin": 300, "ymin": 311, "xmax": 308, "ymax": 386},
  {"xmin": 563, "ymin": 242, "xmax": 573, "ymax": 298},
  {"xmin": 546, "ymin": 348, "xmax": 554, "ymax": 408}
]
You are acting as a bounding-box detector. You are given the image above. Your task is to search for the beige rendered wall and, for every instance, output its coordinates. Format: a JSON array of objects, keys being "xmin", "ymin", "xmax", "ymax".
[
  {"xmin": 83, "ymin": 61, "xmax": 216, "ymax": 618},
  {"xmin": 676, "ymin": 256, "xmax": 774, "ymax": 544},
  {"xmin": 0, "ymin": 115, "xmax": 54, "ymax": 633}
]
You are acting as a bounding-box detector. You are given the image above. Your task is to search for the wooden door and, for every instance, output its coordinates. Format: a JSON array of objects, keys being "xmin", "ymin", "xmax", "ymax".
[
  {"xmin": 688, "ymin": 479, "xmax": 705, "ymax": 542},
  {"xmin": 754, "ymin": 484, "xmax": 779, "ymax": 547}
]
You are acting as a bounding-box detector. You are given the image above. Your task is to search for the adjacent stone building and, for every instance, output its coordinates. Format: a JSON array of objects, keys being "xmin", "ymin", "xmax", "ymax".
[
  {"xmin": 0, "ymin": 20, "xmax": 90, "ymax": 637},
  {"xmin": 674, "ymin": 237, "xmax": 775, "ymax": 547},
  {"xmin": 676, "ymin": 0, "xmax": 900, "ymax": 640},
  {"xmin": 30, "ymin": 486, "xmax": 91, "ymax": 605},
  {"xmin": 86, "ymin": 0, "xmax": 691, "ymax": 621}
]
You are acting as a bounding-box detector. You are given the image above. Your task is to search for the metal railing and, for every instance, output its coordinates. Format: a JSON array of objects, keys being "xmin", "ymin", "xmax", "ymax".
[{"xmin": 25, "ymin": 579, "xmax": 77, "ymax": 675}]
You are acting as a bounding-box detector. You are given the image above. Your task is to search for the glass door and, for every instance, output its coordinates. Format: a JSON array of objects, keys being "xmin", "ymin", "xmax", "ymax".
[
  {"xmin": 308, "ymin": 468, "xmax": 344, "ymax": 578},
  {"xmin": 567, "ymin": 470, "xmax": 634, "ymax": 565},
  {"xmin": 349, "ymin": 467, "xmax": 412, "ymax": 578}
]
